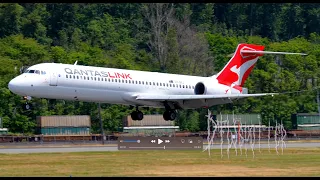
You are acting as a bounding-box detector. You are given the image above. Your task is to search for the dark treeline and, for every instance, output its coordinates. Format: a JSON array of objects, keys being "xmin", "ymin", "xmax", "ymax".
[{"xmin": 0, "ymin": 3, "xmax": 319, "ymax": 134}]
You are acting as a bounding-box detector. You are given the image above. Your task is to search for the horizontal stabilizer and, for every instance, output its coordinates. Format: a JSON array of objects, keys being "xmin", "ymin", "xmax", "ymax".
[
  {"xmin": 227, "ymin": 50, "xmax": 307, "ymax": 57},
  {"xmin": 240, "ymin": 50, "xmax": 307, "ymax": 56}
]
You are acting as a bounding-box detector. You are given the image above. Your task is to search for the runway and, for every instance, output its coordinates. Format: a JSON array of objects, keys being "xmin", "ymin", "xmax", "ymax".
[
  {"xmin": 0, "ymin": 146, "xmax": 118, "ymax": 154},
  {"xmin": 205, "ymin": 142, "xmax": 320, "ymax": 149},
  {"xmin": 0, "ymin": 142, "xmax": 319, "ymax": 154}
]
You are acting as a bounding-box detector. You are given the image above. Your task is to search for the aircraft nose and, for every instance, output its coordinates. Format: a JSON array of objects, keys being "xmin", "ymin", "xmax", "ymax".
[{"xmin": 8, "ymin": 78, "xmax": 19, "ymax": 93}]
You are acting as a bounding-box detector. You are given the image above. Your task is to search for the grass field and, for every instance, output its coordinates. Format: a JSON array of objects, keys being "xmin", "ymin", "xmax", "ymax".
[{"xmin": 0, "ymin": 148, "xmax": 319, "ymax": 177}]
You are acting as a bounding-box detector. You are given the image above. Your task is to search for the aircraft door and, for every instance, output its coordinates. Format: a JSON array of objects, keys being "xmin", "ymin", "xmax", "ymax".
[{"xmin": 50, "ymin": 72, "xmax": 58, "ymax": 86}]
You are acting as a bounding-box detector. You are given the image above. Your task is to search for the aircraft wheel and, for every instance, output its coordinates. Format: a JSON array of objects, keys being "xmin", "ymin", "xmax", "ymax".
[
  {"xmin": 131, "ymin": 111, "xmax": 143, "ymax": 121},
  {"xmin": 163, "ymin": 111, "xmax": 170, "ymax": 121},
  {"xmin": 168, "ymin": 110, "xmax": 176, "ymax": 121},
  {"xmin": 24, "ymin": 103, "xmax": 32, "ymax": 110},
  {"xmin": 136, "ymin": 111, "xmax": 144, "ymax": 121},
  {"xmin": 131, "ymin": 111, "xmax": 137, "ymax": 120},
  {"xmin": 163, "ymin": 110, "xmax": 176, "ymax": 121}
]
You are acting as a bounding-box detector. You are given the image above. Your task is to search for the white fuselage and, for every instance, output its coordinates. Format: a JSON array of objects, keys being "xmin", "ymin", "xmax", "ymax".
[{"xmin": 8, "ymin": 63, "xmax": 239, "ymax": 109}]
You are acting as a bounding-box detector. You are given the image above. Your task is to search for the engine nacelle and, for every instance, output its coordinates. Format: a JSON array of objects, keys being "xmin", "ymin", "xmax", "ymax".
[
  {"xmin": 194, "ymin": 81, "xmax": 245, "ymax": 95},
  {"xmin": 194, "ymin": 82, "xmax": 206, "ymax": 95}
]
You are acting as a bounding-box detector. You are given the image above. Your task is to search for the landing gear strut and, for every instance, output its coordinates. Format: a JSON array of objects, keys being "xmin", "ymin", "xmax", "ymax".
[
  {"xmin": 131, "ymin": 106, "xmax": 143, "ymax": 121},
  {"xmin": 163, "ymin": 102, "xmax": 176, "ymax": 121}
]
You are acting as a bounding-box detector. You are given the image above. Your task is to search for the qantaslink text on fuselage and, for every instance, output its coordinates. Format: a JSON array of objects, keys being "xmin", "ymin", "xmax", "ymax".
[{"xmin": 64, "ymin": 68, "xmax": 132, "ymax": 79}]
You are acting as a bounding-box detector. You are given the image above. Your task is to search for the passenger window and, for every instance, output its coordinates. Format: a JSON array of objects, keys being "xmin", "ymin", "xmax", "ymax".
[
  {"xmin": 128, "ymin": 80, "xmax": 131, "ymax": 83},
  {"xmin": 170, "ymin": 84, "xmax": 172, "ymax": 87},
  {"xmin": 94, "ymin": 77, "xmax": 96, "ymax": 81},
  {"xmin": 160, "ymin": 83, "xmax": 162, "ymax": 86},
  {"xmin": 125, "ymin": 80, "xmax": 128, "ymax": 83},
  {"xmin": 66, "ymin": 75, "xmax": 68, "ymax": 78},
  {"xmin": 73, "ymin": 75, "xmax": 75, "ymax": 79},
  {"xmin": 142, "ymin": 81, "xmax": 144, "ymax": 85},
  {"xmin": 115, "ymin": 79, "xmax": 117, "ymax": 82},
  {"xmin": 153, "ymin": 82, "xmax": 155, "ymax": 85},
  {"xmin": 122, "ymin": 80, "xmax": 124, "ymax": 83}
]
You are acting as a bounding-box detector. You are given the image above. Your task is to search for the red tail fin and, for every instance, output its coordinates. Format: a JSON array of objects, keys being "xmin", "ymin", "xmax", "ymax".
[{"xmin": 215, "ymin": 43, "xmax": 265, "ymax": 87}]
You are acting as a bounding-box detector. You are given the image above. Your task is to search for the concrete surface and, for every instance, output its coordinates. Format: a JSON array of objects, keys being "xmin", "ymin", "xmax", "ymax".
[{"xmin": 0, "ymin": 142, "xmax": 318, "ymax": 154}]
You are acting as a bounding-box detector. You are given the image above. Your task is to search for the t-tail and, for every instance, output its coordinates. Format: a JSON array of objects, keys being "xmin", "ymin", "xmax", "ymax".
[{"xmin": 214, "ymin": 43, "xmax": 307, "ymax": 92}]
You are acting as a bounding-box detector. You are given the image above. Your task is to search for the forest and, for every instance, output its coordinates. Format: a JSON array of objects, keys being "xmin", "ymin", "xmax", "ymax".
[{"xmin": 0, "ymin": 3, "xmax": 319, "ymax": 134}]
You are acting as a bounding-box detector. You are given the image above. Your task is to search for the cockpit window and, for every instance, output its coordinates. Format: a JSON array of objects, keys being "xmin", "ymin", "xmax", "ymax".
[{"xmin": 25, "ymin": 69, "xmax": 46, "ymax": 75}]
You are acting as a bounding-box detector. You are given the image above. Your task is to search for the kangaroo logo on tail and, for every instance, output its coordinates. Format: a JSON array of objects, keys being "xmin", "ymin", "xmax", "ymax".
[{"xmin": 215, "ymin": 44, "xmax": 265, "ymax": 91}]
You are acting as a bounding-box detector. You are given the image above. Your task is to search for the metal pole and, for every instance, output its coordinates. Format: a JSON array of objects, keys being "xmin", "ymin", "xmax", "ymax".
[
  {"xmin": 98, "ymin": 103, "xmax": 105, "ymax": 145},
  {"xmin": 238, "ymin": 121, "xmax": 240, "ymax": 145},
  {"xmin": 317, "ymin": 88, "xmax": 320, "ymax": 116}
]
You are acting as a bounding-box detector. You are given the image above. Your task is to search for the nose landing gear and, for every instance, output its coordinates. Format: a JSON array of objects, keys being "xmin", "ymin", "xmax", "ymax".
[{"xmin": 23, "ymin": 96, "xmax": 32, "ymax": 110}]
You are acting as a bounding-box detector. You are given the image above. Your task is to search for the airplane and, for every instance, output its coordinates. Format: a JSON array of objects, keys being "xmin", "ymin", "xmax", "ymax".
[{"xmin": 8, "ymin": 43, "xmax": 307, "ymax": 121}]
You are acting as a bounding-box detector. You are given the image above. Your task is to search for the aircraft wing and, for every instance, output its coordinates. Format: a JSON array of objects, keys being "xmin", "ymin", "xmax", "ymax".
[
  {"xmin": 136, "ymin": 93, "xmax": 277, "ymax": 101},
  {"xmin": 135, "ymin": 93, "xmax": 277, "ymax": 108}
]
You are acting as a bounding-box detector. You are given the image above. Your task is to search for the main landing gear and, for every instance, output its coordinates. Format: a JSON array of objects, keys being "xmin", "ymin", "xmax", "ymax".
[
  {"xmin": 163, "ymin": 102, "xmax": 176, "ymax": 121},
  {"xmin": 163, "ymin": 110, "xmax": 176, "ymax": 121},
  {"xmin": 131, "ymin": 106, "xmax": 144, "ymax": 121},
  {"xmin": 130, "ymin": 104, "xmax": 177, "ymax": 121}
]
